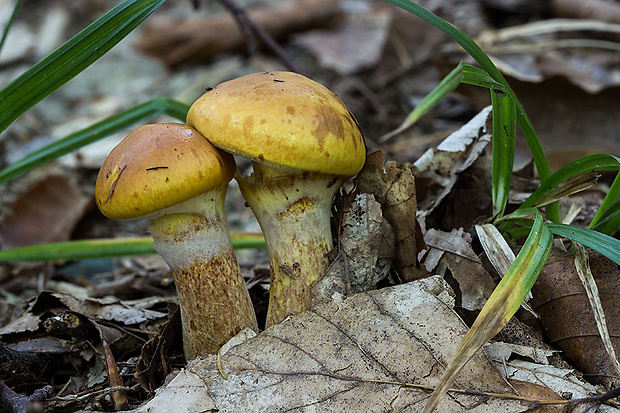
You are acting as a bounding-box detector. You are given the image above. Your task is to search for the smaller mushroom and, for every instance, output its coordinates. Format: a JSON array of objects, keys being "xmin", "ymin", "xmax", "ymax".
[
  {"xmin": 187, "ymin": 71, "xmax": 366, "ymax": 327},
  {"xmin": 95, "ymin": 123, "xmax": 257, "ymax": 359}
]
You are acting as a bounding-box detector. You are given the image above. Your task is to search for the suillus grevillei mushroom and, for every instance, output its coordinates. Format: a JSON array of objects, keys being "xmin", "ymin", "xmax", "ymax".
[
  {"xmin": 95, "ymin": 123, "xmax": 258, "ymax": 359},
  {"xmin": 187, "ymin": 71, "xmax": 366, "ymax": 327}
]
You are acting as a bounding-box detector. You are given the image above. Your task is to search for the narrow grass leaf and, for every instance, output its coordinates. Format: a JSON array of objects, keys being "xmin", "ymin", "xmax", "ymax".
[
  {"xmin": 520, "ymin": 154, "xmax": 620, "ymax": 210},
  {"xmin": 0, "ymin": 0, "xmax": 23, "ymax": 54},
  {"xmin": 384, "ymin": 0, "xmax": 559, "ymax": 223},
  {"xmin": 380, "ymin": 62, "xmax": 506, "ymax": 142},
  {"xmin": 547, "ymin": 224, "xmax": 620, "ymax": 265},
  {"xmin": 490, "ymin": 89, "xmax": 516, "ymax": 217},
  {"xmin": 574, "ymin": 243, "xmax": 620, "ymax": 376},
  {"xmin": 380, "ymin": 62, "xmax": 466, "ymax": 142},
  {"xmin": 591, "ymin": 199, "xmax": 620, "ymax": 234},
  {"xmin": 0, "ymin": 0, "xmax": 166, "ymax": 133},
  {"xmin": 423, "ymin": 212, "xmax": 552, "ymax": 412},
  {"xmin": 0, "ymin": 233, "xmax": 265, "ymax": 262},
  {"xmin": 475, "ymin": 223, "xmax": 537, "ymax": 316},
  {"xmin": 0, "ymin": 98, "xmax": 189, "ymax": 185},
  {"xmin": 591, "ymin": 171, "xmax": 620, "ymax": 234}
]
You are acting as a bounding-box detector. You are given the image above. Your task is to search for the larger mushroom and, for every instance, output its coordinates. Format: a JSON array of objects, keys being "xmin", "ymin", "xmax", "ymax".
[
  {"xmin": 187, "ymin": 71, "xmax": 366, "ymax": 327},
  {"xmin": 95, "ymin": 123, "xmax": 258, "ymax": 359}
]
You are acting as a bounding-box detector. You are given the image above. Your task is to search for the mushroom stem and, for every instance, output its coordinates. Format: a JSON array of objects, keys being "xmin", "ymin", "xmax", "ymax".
[
  {"xmin": 237, "ymin": 162, "xmax": 341, "ymax": 327},
  {"xmin": 148, "ymin": 190, "xmax": 257, "ymax": 359}
]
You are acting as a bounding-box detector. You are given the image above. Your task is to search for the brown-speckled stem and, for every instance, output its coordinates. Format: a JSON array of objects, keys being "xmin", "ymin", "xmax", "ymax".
[
  {"xmin": 148, "ymin": 190, "xmax": 257, "ymax": 359},
  {"xmin": 237, "ymin": 162, "xmax": 342, "ymax": 327}
]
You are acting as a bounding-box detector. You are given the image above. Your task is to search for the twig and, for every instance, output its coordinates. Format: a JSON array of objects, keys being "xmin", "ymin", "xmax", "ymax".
[
  {"xmin": 569, "ymin": 385, "xmax": 620, "ymax": 406},
  {"xmin": 215, "ymin": 0, "xmax": 305, "ymax": 74}
]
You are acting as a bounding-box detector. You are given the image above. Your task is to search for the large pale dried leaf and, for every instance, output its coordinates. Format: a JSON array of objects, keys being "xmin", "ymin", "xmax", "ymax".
[
  {"xmin": 316, "ymin": 193, "xmax": 394, "ymax": 298},
  {"xmin": 131, "ymin": 279, "xmax": 565, "ymax": 412},
  {"xmin": 531, "ymin": 250, "xmax": 620, "ymax": 389},
  {"xmin": 355, "ymin": 151, "xmax": 419, "ymax": 282},
  {"xmin": 1, "ymin": 175, "xmax": 90, "ymax": 248}
]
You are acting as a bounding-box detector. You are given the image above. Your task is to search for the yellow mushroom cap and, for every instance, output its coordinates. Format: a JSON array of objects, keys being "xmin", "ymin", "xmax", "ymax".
[
  {"xmin": 95, "ymin": 123, "xmax": 235, "ymax": 220},
  {"xmin": 186, "ymin": 71, "xmax": 366, "ymax": 176}
]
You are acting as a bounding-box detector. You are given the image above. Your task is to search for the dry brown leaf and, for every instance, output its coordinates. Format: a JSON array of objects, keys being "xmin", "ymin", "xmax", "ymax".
[
  {"xmin": 293, "ymin": 5, "xmax": 392, "ymax": 75},
  {"xmin": 0, "ymin": 175, "xmax": 91, "ymax": 249},
  {"xmin": 421, "ymin": 228, "xmax": 496, "ymax": 312},
  {"xmin": 412, "ymin": 107, "xmax": 493, "ymax": 231},
  {"xmin": 136, "ymin": 304, "xmax": 184, "ymax": 393},
  {"xmin": 531, "ymin": 250, "xmax": 620, "ymax": 389},
  {"xmin": 0, "ymin": 292, "xmax": 167, "ymax": 341},
  {"xmin": 31, "ymin": 291, "xmax": 167, "ymax": 326},
  {"xmin": 130, "ymin": 279, "xmax": 573, "ymax": 412},
  {"xmin": 355, "ymin": 151, "xmax": 419, "ymax": 282}
]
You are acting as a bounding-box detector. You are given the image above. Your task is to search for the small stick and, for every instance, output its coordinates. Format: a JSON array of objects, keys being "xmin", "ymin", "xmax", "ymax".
[{"xmin": 215, "ymin": 0, "xmax": 305, "ymax": 74}]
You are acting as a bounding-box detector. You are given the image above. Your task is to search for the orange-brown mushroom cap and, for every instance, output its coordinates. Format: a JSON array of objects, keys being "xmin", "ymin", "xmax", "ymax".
[
  {"xmin": 186, "ymin": 71, "xmax": 366, "ymax": 176},
  {"xmin": 95, "ymin": 123, "xmax": 235, "ymax": 220}
]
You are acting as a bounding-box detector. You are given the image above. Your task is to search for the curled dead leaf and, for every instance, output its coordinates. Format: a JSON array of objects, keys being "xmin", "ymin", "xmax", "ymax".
[
  {"xmin": 315, "ymin": 193, "xmax": 394, "ymax": 300},
  {"xmin": 355, "ymin": 151, "xmax": 420, "ymax": 282}
]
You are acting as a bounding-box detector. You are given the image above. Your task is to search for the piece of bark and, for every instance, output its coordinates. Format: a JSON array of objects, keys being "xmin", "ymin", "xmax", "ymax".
[{"xmin": 135, "ymin": 0, "xmax": 343, "ymax": 67}]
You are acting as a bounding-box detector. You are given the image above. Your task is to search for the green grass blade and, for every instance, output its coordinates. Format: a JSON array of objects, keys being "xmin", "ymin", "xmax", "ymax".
[
  {"xmin": 460, "ymin": 63, "xmax": 508, "ymax": 91},
  {"xmin": 384, "ymin": 0, "xmax": 559, "ymax": 223},
  {"xmin": 547, "ymin": 224, "xmax": 620, "ymax": 265},
  {"xmin": 380, "ymin": 62, "xmax": 506, "ymax": 142},
  {"xmin": 591, "ymin": 171, "xmax": 620, "ymax": 234},
  {"xmin": 591, "ymin": 199, "xmax": 620, "ymax": 235},
  {"xmin": 0, "ymin": 233, "xmax": 266, "ymax": 262},
  {"xmin": 0, "ymin": 98, "xmax": 189, "ymax": 185},
  {"xmin": 0, "ymin": 0, "xmax": 166, "ymax": 134},
  {"xmin": 0, "ymin": 0, "xmax": 23, "ymax": 54},
  {"xmin": 380, "ymin": 62, "xmax": 466, "ymax": 141},
  {"xmin": 519, "ymin": 154, "xmax": 620, "ymax": 210},
  {"xmin": 490, "ymin": 89, "xmax": 516, "ymax": 218},
  {"xmin": 423, "ymin": 213, "xmax": 552, "ymax": 412}
]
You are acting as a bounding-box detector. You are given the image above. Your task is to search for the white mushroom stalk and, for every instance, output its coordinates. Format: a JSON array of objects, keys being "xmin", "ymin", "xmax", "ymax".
[{"xmin": 237, "ymin": 164, "xmax": 345, "ymax": 326}]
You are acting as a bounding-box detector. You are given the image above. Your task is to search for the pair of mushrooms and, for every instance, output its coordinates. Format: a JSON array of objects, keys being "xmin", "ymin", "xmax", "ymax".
[{"xmin": 95, "ymin": 72, "xmax": 366, "ymax": 359}]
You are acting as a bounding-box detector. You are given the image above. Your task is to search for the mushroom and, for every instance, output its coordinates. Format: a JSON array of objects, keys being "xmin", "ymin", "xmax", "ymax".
[
  {"xmin": 187, "ymin": 71, "xmax": 366, "ymax": 327},
  {"xmin": 95, "ymin": 123, "xmax": 258, "ymax": 359}
]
